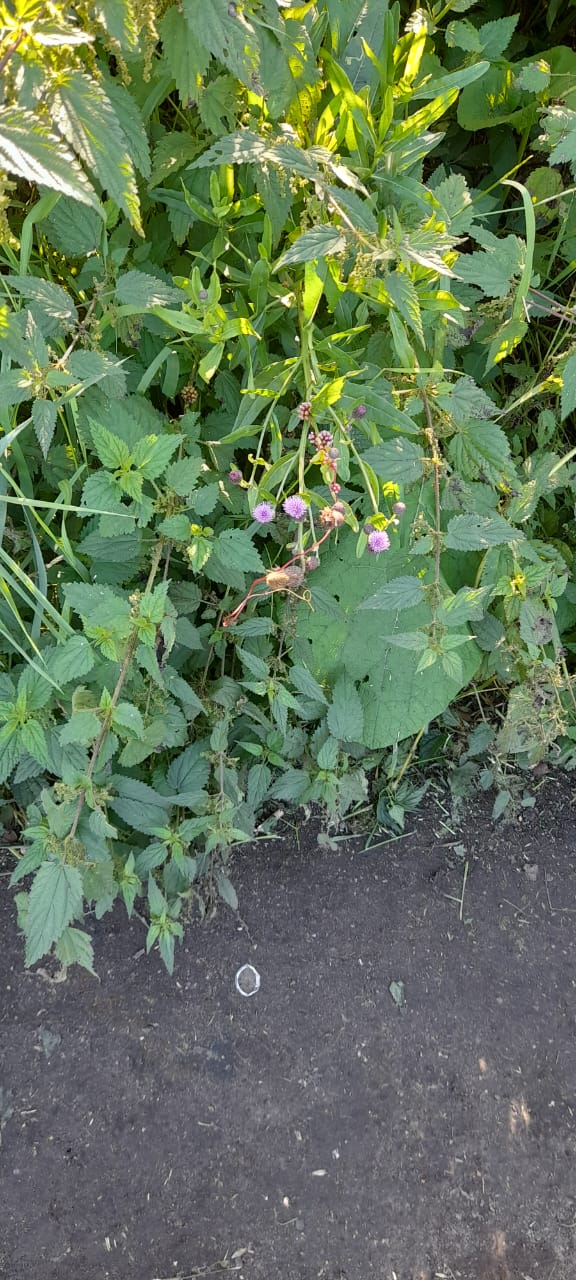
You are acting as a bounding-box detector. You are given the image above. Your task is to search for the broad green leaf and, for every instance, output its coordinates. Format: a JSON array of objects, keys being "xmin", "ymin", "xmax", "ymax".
[
  {"xmin": 182, "ymin": 0, "xmax": 259, "ymax": 87},
  {"xmin": 362, "ymin": 437, "xmax": 425, "ymax": 483},
  {"xmin": 21, "ymin": 720, "xmax": 49, "ymax": 764},
  {"xmin": 41, "ymin": 196, "xmax": 102, "ymax": 255},
  {"xmin": 25, "ymin": 862, "xmax": 83, "ymax": 966},
  {"xmin": 60, "ymin": 710, "xmax": 101, "ymax": 744},
  {"xmin": 276, "ymin": 226, "xmax": 347, "ymax": 268},
  {"xmin": 445, "ymin": 514, "xmax": 523, "ymax": 551},
  {"xmin": 519, "ymin": 599, "xmax": 554, "ymax": 648},
  {"xmin": 359, "ymin": 575, "xmax": 425, "ymax": 611},
  {"xmin": 290, "ymin": 664, "xmax": 328, "ymax": 704},
  {"xmin": 67, "ymin": 351, "xmax": 127, "ymax": 397},
  {"xmin": 295, "ymin": 543, "xmax": 480, "ymax": 749},
  {"xmin": 55, "ymin": 926, "xmax": 96, "ymax": 974},
  {"xmin": 102, "ymin": 76, "xmax": 151, "ymax": 178},
  {"xmin": 561, "ymin": 352, "xmax": 576, "ymax": 421},
  {"xmin": 112, "ymin": 702, "xmax": 145, "ymax": 738},
  {"xmin": 316, "ymin": 736, "xmax": 340, "ymax": 770},
  {"xmin": 327, "ymin": 676, "xmax": 364, "ymax": 741},
  {"xmin": 214, "ymin": 871, "xmax": 237, "ymax": 911},
  {"xmin": 166, "ymin": 743, "xmax": 210, "ymax": 798},
  {"xmin": 213, "ymin": 529, "xmax": 265, "ymax": 575},
  {"xmin": 448, "ymin": 420, "xmax": 512, "ymax": 485},
  {"xmin": 164, "ymin": 456, "xmax": 204, "ymax": 496},
  {"xmin": 0, "ymin": 107, "xmax": 101, "ymax": 208},
  {"xmin": 32, "ymin": 400, "xmax": 57, "ymax": 458},
  {"xmin": 116, "ymin": 270, "xmax": 183, "ymax": 309},
  {"xmin": 159, "ymin": 6, "xmax": 210, "ymax": 103},
  {"xmin": 50, "ymin": 70, "xmax": 142, "ymax": 231},
  {"xmin": 5, "ymin": 276, "xmax": 77, "ymax": 329},
  {"xmin": 247, "ymin": 762, "xmax": 272, "ymax": 809}
]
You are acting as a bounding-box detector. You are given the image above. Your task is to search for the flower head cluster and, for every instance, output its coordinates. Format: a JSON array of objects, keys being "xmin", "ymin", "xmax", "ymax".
[
  {"xmin": 252, "ymin": 501, "xmax": 275, "ymax": 524},
  {"xmin": 283, "ymin": 495, "xmax": 308, "ymax": 521},
  {"xmin": 367, "ymin": 529, "xmax": 390, "ymax": 554},
  {"xmin": 229, "ymin": 468, "xmax": 243, "ymax": 485},
  {"xmin": 297, "ymin": 401, "xmax": 312, "ymax": 420}
]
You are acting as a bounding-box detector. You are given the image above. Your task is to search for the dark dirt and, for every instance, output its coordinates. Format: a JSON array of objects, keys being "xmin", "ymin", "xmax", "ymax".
[{"xmin": 2, "ymin": 777, "xmax": 576, "ymax": 1280}]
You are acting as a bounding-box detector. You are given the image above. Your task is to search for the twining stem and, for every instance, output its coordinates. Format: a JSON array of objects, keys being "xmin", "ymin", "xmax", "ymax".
[
  {"xmin": 67, "ymin": 538, "xmax": 165, "ymax": 842},
  {"xmin": 422, "ymin": 388, "xmax": 442, "ymax": 634}
]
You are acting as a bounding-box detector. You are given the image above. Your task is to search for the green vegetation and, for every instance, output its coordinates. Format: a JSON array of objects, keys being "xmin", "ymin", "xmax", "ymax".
[{"xmin": 2, "ymin": 0, "xmax": 576, "ymax": 972}]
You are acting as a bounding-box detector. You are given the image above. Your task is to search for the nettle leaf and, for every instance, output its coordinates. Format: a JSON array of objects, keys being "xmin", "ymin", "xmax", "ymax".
[
  {"xmin": 275, "ymin": 226, "xmax": 347, "ymax": 268},
  {"xmin": 437, "ymin": 585, "xmax": 491, "ymax": 626},
  {"xmin": 116, "ymin": 270, "xmax": 183, "ymax": 309},
  {"xmin": 25, "ymin": 862, "xmax": 83, "ymax": 966},
  {"xmin": 456, "ymin": 232, "xmax": 524, "ymax": 298},
  {"xmin": 445, "ymin": 514, "xmax": 523, "ymax": 551},
  {"xmin": 247, "ymin": 762, "xmax": 272, "ymax": 810},
  {"xmin": 327, "ymin": 676, "xmax": 364, "ymax": 742},
  {"xmin": 561, "ymin": 351, "xmax": 576, "ymax": 421},
  {"xmin": 113, "ymin": 702, "xmax": 145, "ymax": 739},
  {"xmin": 296, "ymin": 543, "xmax": 480, "ymax": 750},
  {"xmin": 20, "ymin": 721, "xmax": 49, "ymax": 765},
  {"xmin": 213, "ymin": 529, "xmax": 265, "ymax": 575},
  {"xmin": 49, "ymin": 70, "xmax": 142, "ymax": 232},
  {"xmin": 165, "ymin": 455, "xmax": 204, "ymax": 496},
  {"xmin": 133, "ymin": 434, "xmax": 183, "ymax": 480},
  {"xmin": 540, "ymin": 106, "xmax": 576, "ymax": 178},
  {"xmin": 159, "ymin": 6, "xmax": 210, "ymax": 103},
  {"xmin": 182, "ymin": 0, "xmax": 259, "ymax": 87},
  {"xmin": 32, "ymin": 400, "xmax": 57, "ymax": 458},
  {"xmin": 290, "ymin": 664, "xmax": 328, "ymax": 704},
  {"xmin": 42, "ymin": 196, "xmax": 102, "ymax": 255},
  {"xmin": 0, "ymin": 107, "xmax": 101, "ymax": 207},
  {"xmin": 362, "ymin": 438, "xmax": 425, "ymax": 483},
  {"xmin": 55, "ymin": 926, "xmax": 96, "ymax": 973},
  {"xmin": 359, "ymin": 575, "xmax": 426, "ymax": 611},
  {"xmin": 68, "ymin": 351, "xmax": 127, "ymax": 397},
  {"xmin": 385, "ymin": 272, "xmax": 424, "ymax": 345},
  {"xmin": 102, "ymin": 76, "xmax": 151, "ymax": 179},
  {"xmin": 5, "ymin": 276, "xmax": 77, "ymax": 329},
  {"xmin": 519, "ymin": 599, "xmax": 555, "ymax": 648},
  {"xmin": 60, "ymin": 710, "xmax": 101, "ymax": 744},
  {"xmin": 448, "ymin": 420, "xmax": 512, "ymax": 485}
]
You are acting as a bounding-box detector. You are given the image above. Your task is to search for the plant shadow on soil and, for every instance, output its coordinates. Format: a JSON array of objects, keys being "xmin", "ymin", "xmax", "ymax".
[{"xmin": 1, "ymin": 776, "xmax": 576, "ymax": 1280}]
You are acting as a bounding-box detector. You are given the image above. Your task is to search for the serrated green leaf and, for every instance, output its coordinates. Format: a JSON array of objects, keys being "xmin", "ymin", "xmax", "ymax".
[
  {"xmin": 68, "ymin": 351, "xmax": 126, "ymax": 397},
  {"xmin": 247, "ymin": 761, "xmax": 272, "ymax": 809},
  {"xmin": 60, "ymin": 710, "xmax": 101, "ymax": 744},
  {"xmin": 164, "ymin": 455, "xmax": 204, "ymax": 496},
  {"xmin": 182, "ymin": 0, "xmax": 259, "ymax": 87},
  {"xmin": 20, "ymin": 720, "xmax": 49, "ymax": 764},
  {"xmin": 49, "ymin": 70, "xmax": 141, "ymax": 231},
  {"xmin": 316, "ymin": 736, "xmax": 340, "ymax": 769},
  {"xmin": 327, "ymin": 676, "xmax": 364, "ymax": 741},
  {"xmin": 55, "ymin": 926, "xmax": 96, "ymax": 974},
  {"xmin": 216, "ymin": 871, "xmax": 238, "ymax": 910},
  {"xmin": 561, "ymin": 351, "xmax": 576, "ymax": 421},
  {"xmin": 359, "ymin": 575, "xmax": 425, "ymax": 611},
  {"xmin": 290, "ymin": 664, "xmax": 328, "ymax": 704},
  {"xmin": 519, "ymin": 599, "xmax": 554, "ymax": 648},
  {"xmin": 133, "ymin": 433, "xmax": 182, "ymax": 480},
  {"xmin": 362, "ymin": 437, "xmax": 425, "ymax": 483},
  {"xmin": 448, "ymin": 420, "xmax": 511, "ymax": 485},
  {"xmin": 445, "ymin": 514, "xmax": 522, "ymax": 551},
  {"xmin": 41, "ymin": 196, "xmax": 102, "ymax": 255},
  {"xmin": 116, "ymin": 270, "xmax": 183, "ymax": 309},
  {"xmin": 276, "ymin": 225, "xmax": 347, "ymax": 268},
  {"xmin": 32, "ymin": 400, "xmax": 57, "ymax": 458},
  {"xmin": 25, "ymin": 862, "xmax": 83, "ymax": 966},
  {"xmin": 213, "ymin": 528, "xmax": 265, "ymax": 575},
  {"xmin": 0, "ymin": 106, "xmax": 101, "ymax": 207},
  {"xmin": 112, "ymin": 702, "xmax": 145, "ymax": 738},
  {"xmin": 238, "ymin": 648, "xmax": 269, "ymax": 679}
]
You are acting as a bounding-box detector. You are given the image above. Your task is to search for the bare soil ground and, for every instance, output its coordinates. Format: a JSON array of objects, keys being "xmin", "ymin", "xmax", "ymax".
[{"xmin": 1, "ymin": 776, "xmax": 576, "ymax": 1280}]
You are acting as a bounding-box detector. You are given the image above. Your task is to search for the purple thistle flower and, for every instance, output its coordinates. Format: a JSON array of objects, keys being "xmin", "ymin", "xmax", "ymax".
[
  {"xmin": 283, "ymin": 495, "xmax": 308, "ymax": 521},
  {"xmin": 367, "ymin": 529, "xmax": 390, "ymax": 554},
  {"xmin": 352, "ymin": 404, "xmax": 367, "ymax": 419},
  {"xmin": 393, "ymin": 501, "xmax": 406, "ymax": 516},
  {"xmin": 229, "ymin": 468, "xmax": 243, "ymax": 485},
  {"xmin": 253, "ymin": 501, "xmax": 276, "ymax": 524}
]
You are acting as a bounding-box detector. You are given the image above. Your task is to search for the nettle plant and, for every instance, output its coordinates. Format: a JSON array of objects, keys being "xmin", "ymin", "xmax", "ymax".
[{"xmin": 1, "ymin": 0, "xmax": 576, "ymax": 971}]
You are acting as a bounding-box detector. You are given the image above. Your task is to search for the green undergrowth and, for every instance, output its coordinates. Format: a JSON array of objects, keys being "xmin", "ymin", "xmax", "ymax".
[{"xmin": 1, "ymin": 0, "xmax": 576, "ymax": 973}]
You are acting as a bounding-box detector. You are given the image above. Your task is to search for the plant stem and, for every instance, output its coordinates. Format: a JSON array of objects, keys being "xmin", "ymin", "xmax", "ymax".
[
  {"xmin": 422, "ymin": 388, "xmax": 442, "ymax": 632},
  {"xmin": 67, "ymin": 538, "xmax": 165, "ymax": 841}
]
